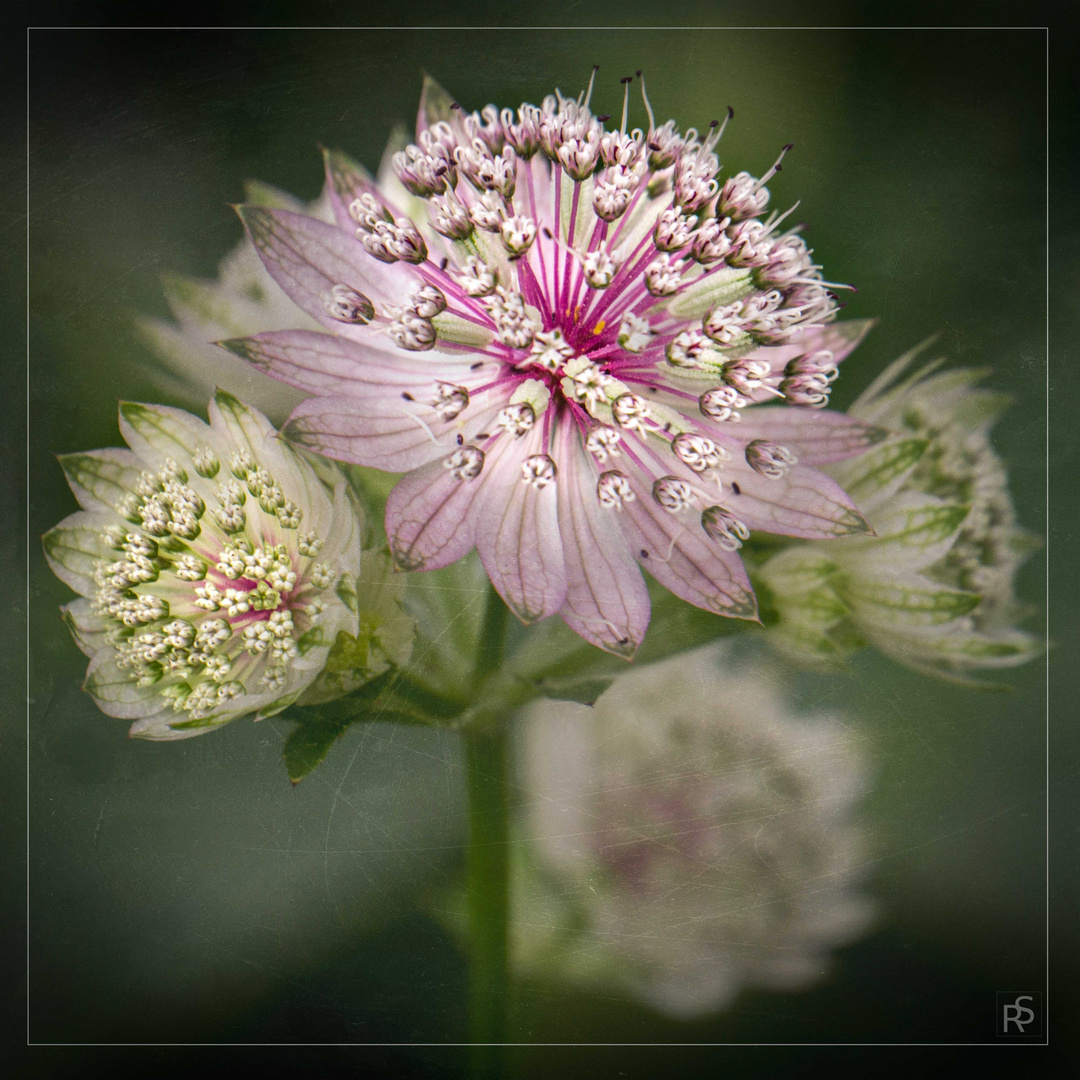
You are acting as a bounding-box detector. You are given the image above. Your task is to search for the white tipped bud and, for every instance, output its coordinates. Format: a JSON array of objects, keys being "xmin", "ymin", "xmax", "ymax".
[
  {"xmin": 409, "ymin": 284, "xmax": 447, "ymax": 320},
  {"xmin": 452, "ymin": 255, "xmax": 497, "ymax": 297},
  {"xmin": 495, "ymin": 402, "xmax": 536, "ymax": 437},
  {"xmin": 673, "ymin": 433, "xmax": 728, "ymax": 473},
  {"xmin": 644, "ymin": 254, "xmax": 683, "ymax": 296},
  {"xmin": 586, "ymin": 426, "xmax": 622, "ymax": 461},
  {"xmin": 612, "ymin": 393, "xmax": 650, "ymax": 432},
  {"xmin": 701, "ymin": 505, "xmax": 750, "ymax": 550},
  {"xmin": 745, "ymin": 440, "xmax": 798, "ymax": 478},
  {"xmin": 700, "ymin": 386, "xmax": 747, "ymax": 423},
  {"xmin": 654, "ymin": 207, "xmax": 698, "ymax": 252},
  {"xmin": 469, "ymin": 191, "xmax": 506, "ymax": 232},
  {"xmin": 597, "ymin": 470, "xmax": 635, "ymax": 509},
  {"xmin": 428, "ymin": 190, "xmax": 474, "ymax": 240},
  {"xmin": 430, "ymin": 382, "xmax": 470, "ymax": 421},
  {"xmin": 652, "ymin": 476, "xmax": 696, "ymax": 513},
  {"xmin": 444, "ymin": 446, "xmax": 485, "ymax": 480},
  {"xmin": 618, "ymin": 313, "xmax": 655, "ymax": 354},
  {"xmin": 583, "ymin": 246, "xmax": 619, "ymax": 288},
  {"xmin": 324, "ymin": 284, "xmax": 375, "ymax": 324},
  {"xmin": 500, "ymin": 213, "xmax": 537, "ymax": 258},
  {"xmin": 388, "ymin": 311, "xmax": 436, "ymax": 351},
  {"xmin": 521, "ymin": 454, "xmax": 557, "ymax": 489}
]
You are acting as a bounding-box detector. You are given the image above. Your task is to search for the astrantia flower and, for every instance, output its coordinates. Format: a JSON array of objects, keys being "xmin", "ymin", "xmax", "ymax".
[
  {"xmin": 513, "ymin": 645, "xmax": 873, "ymax": 1017},
  {"xmin": 758, "ymin": 348, "xmax": 1041, "ymax": 679},
  {"xmin": 43, "ymin": 391, "xmax": 372, "ymax": 739},
  {"xmin": 225, "ymin": 73, "xmax": 881, "ymax": 656}
]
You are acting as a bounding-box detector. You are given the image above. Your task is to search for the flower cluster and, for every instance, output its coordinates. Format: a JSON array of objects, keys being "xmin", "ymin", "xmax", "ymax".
[
  {"xmin": 757, "ymin": 349, "xmax": 1040, "ymax": 679},
  {"xmin": 512, "ymin": 645, "xmax": 874, "ymax": 1017},
  {"xmin": 225, "ymin": 73, "xmax": 883, "ymax": 656},
  {"xmin": 43, "ymin": 392, "xmax": 369, "ymax": 739}
]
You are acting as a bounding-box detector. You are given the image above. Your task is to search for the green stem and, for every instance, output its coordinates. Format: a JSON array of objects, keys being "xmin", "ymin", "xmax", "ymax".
[{"xmin": 465, "ymin": 585, "xmax": 511, "ymax": 1079}]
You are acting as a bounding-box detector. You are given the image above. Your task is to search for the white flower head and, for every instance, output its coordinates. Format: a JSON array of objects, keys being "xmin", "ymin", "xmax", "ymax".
[
  {"xmin": 44, "ymin": 391, "xmax": 378, "ymax": 740},
  {"xmin": 759, "ymin": 348, "xmax": 1040, "ymax": 681},
  {"xmin": 514, "ymin": 645, "xmax": 874, "ymax": 1018}
]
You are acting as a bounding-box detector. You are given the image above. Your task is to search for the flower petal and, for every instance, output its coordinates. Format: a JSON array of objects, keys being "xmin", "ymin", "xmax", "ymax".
[
  {"xmin": 616, "ymin": 468, "xmax": 758, "ymax": 620},
  {"xmin": 555, "ymin": 431, "xmax": 650, "ymax": 656},
  {"xmin": 209, "ymin": 388, "xmax": 309, "ymax": 502},
  {"xmin": 321, "ymin": 146, "xmax": 380, "ymax": 232},
  {"xmin": 723, "ymin": 461, "xmax": 873, "ymax": 539},
  {"xmin": 222, "ymin": 329, "xmax": 488, "ymax": 399},
  {"xmin": 42, "ymin": 511, "xmax": 111, "ymax": 595},
  {"xmin": 384, "ymin": 455, "xmax": 486, "ymax": 571},
  {"xmin": 83, "ymin": 652, "xmax": 171, "ymax": 720},
  {"xmin": 58, "ymin": 448, "xmax": 142, "ymax": 515},
  {"xmin": 826, "ymin": 437, "xmax": 930, "ymax": 509},
  {"xmin": 286, "ymin": 396, "xmax": 502, "ymax": 473},
  {"xmin": 730, "ymin": 407, "xmax": 889, "ymax": 465},
  {"xmin": 841, "ymin": 571, "xmax": 980, "ymax": 629},
  {"xmin": 237, "ymin": 204, "xmax": 415, "ymax": 332},
  {"xmin": 474, "ymin": 430, "xmax": 568, "ymax": 624},
  {"xmin": 746, "ymin": 318, "xmax": 875, "ymax": 374},
  {"xmin": 118, "ymin": 400, "xmax": 211, "ymax": 464},
  {"xmin": 61, "ymin": 598, "xmax": 111, "ymax": 658},
  {"xmin": 128, "ymin": 709, "xmax": 231, "ymax": 741}
]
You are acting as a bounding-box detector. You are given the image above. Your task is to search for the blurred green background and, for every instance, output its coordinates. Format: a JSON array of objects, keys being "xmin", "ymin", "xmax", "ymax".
[{"xmin": 25, "ymin": 21, "xmax": 1053, "ymax": 1076}]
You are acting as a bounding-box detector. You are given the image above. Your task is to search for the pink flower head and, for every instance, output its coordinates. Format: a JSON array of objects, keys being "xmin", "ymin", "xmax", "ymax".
[{"xmin": 226, "ymin": 74, "xmax": 881, "ymax": 656}]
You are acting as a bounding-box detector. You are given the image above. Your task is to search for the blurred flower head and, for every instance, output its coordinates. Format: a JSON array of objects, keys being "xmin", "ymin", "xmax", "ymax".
[
  {"xmin": 223, "ymin": 73, "xmax": 883, "ymax": 657},
  {"xmin": 757, "ymin": 346, "xmax": 1040, "ymax": 680},
  {"xmin": 44, "ymin": 391, "xmax": 412, "ymax": 740},
  {"xmin": 134, "ymin": 182, "xmax": 323, "ymax": 423},
  {"xmin": 513, "ymin": 644, "xmax": 874, "ymax": 1017}
]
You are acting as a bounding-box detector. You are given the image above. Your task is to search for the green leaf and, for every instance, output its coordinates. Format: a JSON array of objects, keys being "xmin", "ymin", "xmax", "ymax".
[
  {"xmin": 280, "ymin": 669, "xmax": 466, "ymax": 782},
  {"xmin": 282, "ymin": 716, "xmax": 349, "ymax": 783}
]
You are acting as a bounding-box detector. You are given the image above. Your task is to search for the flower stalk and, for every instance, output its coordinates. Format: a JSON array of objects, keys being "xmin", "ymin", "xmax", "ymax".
[{"xmin": 464, "ymin": 584, "xmax": 512, "ymax": 1077}]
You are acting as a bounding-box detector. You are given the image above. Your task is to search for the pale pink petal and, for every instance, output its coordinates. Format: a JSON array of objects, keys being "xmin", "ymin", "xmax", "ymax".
[
  {"xmin": 82, "ymin": 652, "xmax": 172, "ymax": 720},
  {"xmin": 237, "ymin": 205, "xmax": 415, "ymax": 333},
  {"xmin": 384, "ymin": 455, "xmax": 486, "ymax": 571},
  {"xmin": 416, "ymin": 74, "xmax": 467, "ymax": 139},
  {"xmin": 616, "ymin": 467, "xmax": 758, "ymax": 620},
  {"xmin": 722, "ymin": 461, "xmax": 872, "ymax": 539},
  {"xmin": 221, "ymin": 329, "xmax": 489, "ymax": 398},
  {"xmin": 43, "ymin": 511, "xmax": 112, "ymax": 595},
  {"xmin": 286, "ymin": 395, "xmax": 503, "ymax": 472},
  {"xmin": 474, "ymin": 430, "xmax": 568, "ymax": 624},
  {"xmin": 321, "ymin": 147, "xmax": 381, "ymax": 232},
  {"xmin": 743, "ymin": 318, "xmax": 875, "ymax": 375},
  {"xmin": 555, "ymin": 428, "xmax": 650, "ymax": 656},
  {"xmin": 724, "ymin": 406, "xmax": 888, "ymax": 465}
]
